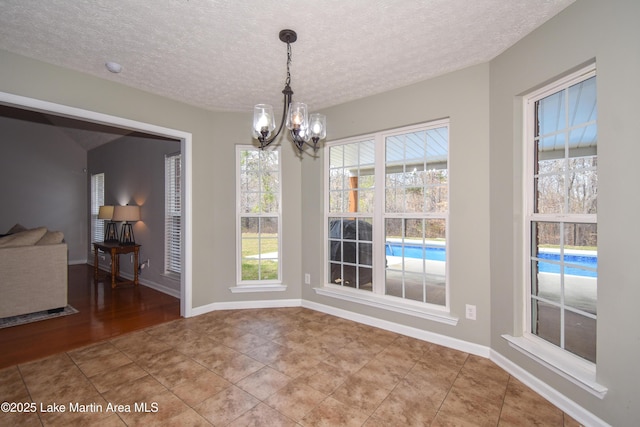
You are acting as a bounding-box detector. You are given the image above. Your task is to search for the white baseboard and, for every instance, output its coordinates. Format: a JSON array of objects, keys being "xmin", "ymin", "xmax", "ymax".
[
  {"xmin": 490, "ymin": 350, "xmax": 610, "ymax": 427},
  {"xmin": 190, "ymin": 298, "xmax": 302, "ymax": 317},
  {"xmin": 114, "ymin": 271, "xmax": 181, "ymax": 299}
]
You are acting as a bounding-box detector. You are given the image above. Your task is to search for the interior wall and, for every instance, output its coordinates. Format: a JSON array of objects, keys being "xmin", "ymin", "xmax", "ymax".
[
  {"xmin": 489, "ymin": 0, "xmax": 640, "ymax": 424},
  {"xmin": 87, "ymin": 135, "xmax": 181, "ymax": 293},
  {"xmin": 0, "ymin": 115, "xmax": 87, "ymax": 262},
  {"xmin": 0, "ymin": 48, "xmax": 304, "ymax": 311},
  {"xmin": 302, "ymin": 63, "xmax": 492, "ymax": 346}
]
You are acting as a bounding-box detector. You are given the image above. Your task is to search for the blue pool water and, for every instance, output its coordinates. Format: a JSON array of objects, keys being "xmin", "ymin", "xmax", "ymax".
[
  {"xmin": 385, "ymin": 244, "xmax": 445, "ymax": 261},
  {"xmin": 536, "ymin": 252, "xmax": 597, "ymax": 277},
  {"xmin": 385, "ymin": 243, "xmax": 597, "ymax": 277}
]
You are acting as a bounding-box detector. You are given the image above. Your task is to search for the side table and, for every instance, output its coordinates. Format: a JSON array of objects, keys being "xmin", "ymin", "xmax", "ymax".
[{"xmin": 93, "ymin": 242, "xmax": 141, "ymax": 288}]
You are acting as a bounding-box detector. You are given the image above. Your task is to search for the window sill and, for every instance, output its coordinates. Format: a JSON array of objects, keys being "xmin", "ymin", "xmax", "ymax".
[
  {"xmin": 314, "ymin": 286, "xmax": 458, "ymax": 326},
  {"xmin": 502, "ymin": 334, "xmax": 607, "ymax": 399},
  {"xmin": 229, "ymin": 284, "xmax": 287, "ymax": 293}
]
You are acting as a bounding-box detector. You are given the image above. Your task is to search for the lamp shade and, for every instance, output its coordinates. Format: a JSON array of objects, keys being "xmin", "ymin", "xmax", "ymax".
[
  {"xmin": 98, "ymin": 205, "xmax": 114, "ymax": 220},
  {"xmin": 112, "ymin": 205, "xmax": 140, "ymax": 222},
  {"xmin": 286, "ymin": 102, "xmax": 308, "ymax": 132}
]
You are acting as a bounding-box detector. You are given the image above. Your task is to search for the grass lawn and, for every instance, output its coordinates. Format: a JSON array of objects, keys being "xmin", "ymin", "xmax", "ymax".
[{"xmin": 241, "ymin": 233, "xmax": 278, "ymax": 280}]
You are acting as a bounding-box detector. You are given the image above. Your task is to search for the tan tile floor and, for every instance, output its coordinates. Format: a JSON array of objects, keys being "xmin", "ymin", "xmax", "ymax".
[{"xmin": 0, "ymin": 307, "xmax": 581, "ymax": 426}]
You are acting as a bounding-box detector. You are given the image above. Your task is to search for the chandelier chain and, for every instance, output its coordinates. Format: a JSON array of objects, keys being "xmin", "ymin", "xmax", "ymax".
[{"xmin": 286, "ymin": 42, "xmax": 292, "ymax": 87}]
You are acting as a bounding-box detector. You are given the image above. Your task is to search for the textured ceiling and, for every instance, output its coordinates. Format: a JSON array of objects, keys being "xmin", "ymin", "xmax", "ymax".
[{"xmin": 0, "ymin": 0, "xmax": 574, "ymax": 114}]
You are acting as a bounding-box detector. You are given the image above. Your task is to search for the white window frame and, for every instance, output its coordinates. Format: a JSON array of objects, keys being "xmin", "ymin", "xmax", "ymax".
[
  {"xmin": 165, "ymin": 152, "xmax": 182, "ymax": 277},
  {"xmin": 319, "ymin": 120, "xmax": 456, "ymax": 325},
  {"xmin": 233, "ymin": 145, "xmax": 284, "ymax": 292},
  {"xmin": 90, "ymin": 173, "xmax": 105, "ymax": 249},
  {"xmin": 504, "ymin": 63, "xmax": 606, "ymax": 398}
]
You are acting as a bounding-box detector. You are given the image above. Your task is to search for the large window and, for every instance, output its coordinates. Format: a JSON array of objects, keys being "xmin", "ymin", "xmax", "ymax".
[
  {"xmin": 90, "ymin": 173, "xmax": 105, "ymax": 248},
  {"xmin": 326, "ymin": 120, "xmax": 449, "ymax": 307},
  {"xmin": 165, "ymin": 153, "xmax": 182, "ymax": 276},
  {"xmin": 526, "ymin": 65, "xmax": 597, "ymax": 363},
  {"xmin": 237, "ymin": 146, "xmax": 281, "ymax": 283}
]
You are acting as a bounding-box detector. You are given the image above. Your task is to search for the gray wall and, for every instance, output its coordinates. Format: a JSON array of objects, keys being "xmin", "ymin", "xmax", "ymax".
[
  {"xmin": 0, "ymin": 0, "xmax": 638, "ymax": 423},
  {"xmin": 302, "ymin": 63, "xmax": 492, "ymax": 345},
  {"xmin": 0, "ymin": 48, "xmax": 304, "ymax": 307},
  {"xmin": 0, "ymin": 115, "xmax": 88, "ymax": 262},
  {"xmin": 489, "ymin": 0, "xmax": 640, "ymax": 424},
  {"xmin": 88, "ymin": 135, "xmax": 181, "ymax": 293}
]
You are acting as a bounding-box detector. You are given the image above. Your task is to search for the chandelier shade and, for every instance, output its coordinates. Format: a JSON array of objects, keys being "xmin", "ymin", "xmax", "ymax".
[
  {"xmin": 252, "ymin": 29, "xmax": 326, "ymax": 153},
  {"xmin": 252, "ymin": 104, "xmax": 276, "ymax": 140}
]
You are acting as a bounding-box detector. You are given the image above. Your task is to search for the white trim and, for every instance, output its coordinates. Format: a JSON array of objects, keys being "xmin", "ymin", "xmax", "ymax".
[
  {"xmin": 189, "ymin": 298, "xmax": 301, "ymax": 316},
  {"xmin": 491, "ymin": 348, "xmax": 610, "ymax": 427},
  {"xmin": 229, "ymin": 284, "xmax": 287, "ymax": 293},
  {"xmin": 313, "ymin": 286, "xmax": 458, "ymax": 326},
  {"xmin": 0, "ymin": 91, "xmax": 193, "ymax": 318},
  {"xmin": 502, "ymin": 334, "xmax": 607, "ymax": 398},
  {"xmin": 303, "ymin": 299, "xmax": 482, "ymax": 356},
  {"xmin": 116, "ymin": 271, "xmax": 181, "ymax": 299}
]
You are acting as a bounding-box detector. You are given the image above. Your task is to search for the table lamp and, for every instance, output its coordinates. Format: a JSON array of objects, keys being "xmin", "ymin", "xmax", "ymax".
[{"xmin": 112, "ymin": 205, "xmax": 140, "ymax": 245}]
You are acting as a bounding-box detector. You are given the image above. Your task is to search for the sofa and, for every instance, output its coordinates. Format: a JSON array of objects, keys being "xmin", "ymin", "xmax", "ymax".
[{"xmin": 0, "ymin": 224, "xmax": 68, "ymax": 318}]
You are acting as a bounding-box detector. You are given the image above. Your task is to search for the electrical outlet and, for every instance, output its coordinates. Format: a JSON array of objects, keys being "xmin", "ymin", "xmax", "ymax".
[
  {"xmin": 465, "ymin": 304, "xmax": 477, "ymax": 320},
  {"xmin": 304, "ymin": 273, "xmax": 311, "ymax": 285}
]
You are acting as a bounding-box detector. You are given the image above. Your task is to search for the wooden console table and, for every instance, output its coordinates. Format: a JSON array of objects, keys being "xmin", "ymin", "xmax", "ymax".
[{"xmin": 93, "ymin": 242, "xmax": 140, "ymax": 288}]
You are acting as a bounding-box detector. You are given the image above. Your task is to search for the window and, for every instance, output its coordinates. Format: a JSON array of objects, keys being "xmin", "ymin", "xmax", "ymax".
[
  {"xmin": 90, "ymin": 173, "xmax": 105, "ymax": 247},
  {"xmin": 326, "ymin": 120, "xmax": 449, "ymax": 308},
  {"xmin": 525, "ymin": 65, "xmax": 597, "ymax": 363},
  {"xmin": 165, "ymin": 153, "xmax": 182, "ymax": 275},
  {"xmin": 237, "ymin": 146, "xmax": 281, "ymax": 283}
]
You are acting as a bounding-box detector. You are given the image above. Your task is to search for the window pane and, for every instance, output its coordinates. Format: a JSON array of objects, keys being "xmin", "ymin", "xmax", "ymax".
[
  {"xmin": 537, "ymin": 90, "xmax": 566, "ymax": 136},
  {"xmin": 329, "ymin": 190, "xmax": 348, "ymax": 213},
  {"xmin": 239, "ymin": 192, "xmax": 256, "ymax": 214},
  {"xmin": 531, "ymin": 299, "xmax": 561, "ymax": 347},
  {"xmin": 385, "ymin": 217, "xmax": 446, "ymax": 306},
  {"xmin": 568, "ymin": 76, "xmax": 597, "ymax": 126},
  {"xmin": 535, "ymin": 174, "xmax": 564, "ymax": 214},
  {"xmin": 567, "ymin": 169, "xmax": 597, "ymax": 215},
  {"xmin": 564, "ymin": 310, "xmax": 596, "ymax": 362},
  {"xmin": 329, "ymin": 169, "xmax": 346, "ymax": 191},
  {"xmin": 328, "ymin": 218, "xmax": 373, "ymax": 290}
]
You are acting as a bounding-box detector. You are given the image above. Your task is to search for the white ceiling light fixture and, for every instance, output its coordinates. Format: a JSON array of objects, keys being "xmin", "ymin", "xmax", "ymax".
[
  {"xmin": 105, "ymin": 61, "xmax": 122, "ymax": 74},
  {"xmin": 252, "ymin": 29, "xmax": 326, "ymax": 154}
]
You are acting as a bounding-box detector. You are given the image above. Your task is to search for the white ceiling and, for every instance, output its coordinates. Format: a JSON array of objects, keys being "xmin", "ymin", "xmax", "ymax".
[{"xmin": 0, "ymin": 0, "xmax": 575, "ymax": 115}]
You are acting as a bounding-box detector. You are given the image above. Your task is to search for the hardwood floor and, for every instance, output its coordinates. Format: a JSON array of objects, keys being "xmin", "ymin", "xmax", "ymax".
[{"xmin": 0, "ymin": 264, "xmax": 180, "ymax": 369}]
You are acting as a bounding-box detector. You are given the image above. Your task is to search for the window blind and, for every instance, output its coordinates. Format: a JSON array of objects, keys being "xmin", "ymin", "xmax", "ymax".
[
  {"xmin": 91, "ymin": 173, "xmax": 105, "ymax": 246},
  {"xmin": 165, "ymin": 153, "xmax": 182, "ymax": 275}
]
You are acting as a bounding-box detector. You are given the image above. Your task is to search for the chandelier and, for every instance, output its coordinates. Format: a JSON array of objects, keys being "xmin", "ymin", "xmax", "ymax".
[{"xmin": 252, "ymin": 29, "xmax": 327, "ymax": 153}]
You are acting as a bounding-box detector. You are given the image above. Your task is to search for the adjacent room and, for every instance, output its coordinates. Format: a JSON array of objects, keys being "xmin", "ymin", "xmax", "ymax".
[{"xmin": 1, "ymin": 0, "xmax": 638, "ymax": 425}]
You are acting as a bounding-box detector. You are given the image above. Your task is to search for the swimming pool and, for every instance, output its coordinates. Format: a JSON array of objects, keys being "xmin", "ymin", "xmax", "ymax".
[
  {"xmin": 385, "ymin": 243, "xmax": 597, "ymax": 277},
  {"xmin": 536, "ymin": 252, "xmax": 597, "ymax": 277},
  {"xmin": 385, "ymin": 243, "xmax": 445, "ymax": 261}
]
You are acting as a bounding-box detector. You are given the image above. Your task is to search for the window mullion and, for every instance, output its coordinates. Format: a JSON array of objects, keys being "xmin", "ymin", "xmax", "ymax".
[{"xmin": 373, "ymin": 133, "xmax": 386, "ymax": 295}]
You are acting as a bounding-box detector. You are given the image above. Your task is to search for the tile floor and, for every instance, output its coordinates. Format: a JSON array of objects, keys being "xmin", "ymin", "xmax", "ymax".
[{"xmin": 0, "ymin": 307, "xmax": 581, "ymax": 426}]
